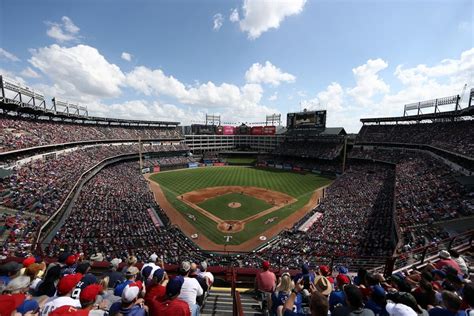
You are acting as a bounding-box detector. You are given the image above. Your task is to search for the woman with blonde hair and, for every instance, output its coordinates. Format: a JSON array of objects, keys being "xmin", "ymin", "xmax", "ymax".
[{"xmin": 271, "ymin": 272, "xmax": 297, "ymax": 316}]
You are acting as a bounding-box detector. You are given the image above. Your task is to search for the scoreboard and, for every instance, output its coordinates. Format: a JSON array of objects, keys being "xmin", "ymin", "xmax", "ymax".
[{"xmin": 287, "ymin": 110, "xmax": 326, "ymax": 129}]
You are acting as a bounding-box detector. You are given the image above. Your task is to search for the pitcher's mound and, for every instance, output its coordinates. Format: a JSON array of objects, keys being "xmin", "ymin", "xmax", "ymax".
[{"xmin": 228, "ymin": 202, "xmax": 241, "ymax": 208}]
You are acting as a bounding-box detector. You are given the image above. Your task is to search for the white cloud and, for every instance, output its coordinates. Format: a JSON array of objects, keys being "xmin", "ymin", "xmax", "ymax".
[
  {"xmin": 121, "ymin": 52, "xmax": 132, "ymax": 61},
  {"xmin": 29, "ymin": 44, "xmax": 125, "ymax": 101},
  {"xmin": 20, "ymin": 67, "xmax": 41, "ymax": 78},
  {"xmin": 126, "ymin": 65, "xmax": 268, "ymax": 109},
  {"xmin": 347, "ymin": 58, "xmax": 389, "ymax": 106},
  {"xmin": 245, "ymin": 61, "xmax": 295, "ymax": 86},
  {"xmin": 213, "ymin": 13, "xmax": 224, "ymax": 31},
  {"xmin": 229, "ymin": 8, "xmax": 240, "ymax": 23},
  {"xmin": 0, "ymin": 48, "xmax": 20, "ymax": 62},
  {"xmin": 269, "ymin": 92, "xmax": 278, "ymax": 101},
  {"xmin": 46, "ymin": 16, "xmax": 80, "ymax": 43},
  {"xmin": 239, "ymin": 0, "xmax": 307, "ymax": 39}
]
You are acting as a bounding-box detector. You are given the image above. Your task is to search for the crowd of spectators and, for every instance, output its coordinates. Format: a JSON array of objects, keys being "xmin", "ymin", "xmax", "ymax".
[
  {"xmin": 0, "ymin": 115, "xmax": 182, "ymax": 153},
  {"xmin": 273, "ymin": 138, "xmax": 344, "ymax": 160},
  {"xmin": 0, "ymin": 250, "xmax": 470, "ymax": 316},
  {"xmin": 46, "ymin": 162, "xmax": 205, "ymax": 265},
  {"xmin": 349, "ymin": 148, "xmax": 474, "ymax": 253},
  {"xmin": 1, "ymin": 144, "xmax": 186, "ymax": 217},
  {"xmin": 0, "ymin": 253, "xmax": 215, "ymax": 316},
  {"xmin": 144, "ymin": 156, "xmax": 196, "ymax": 169},
  {"xmin": 357, "ymin": 121, "xmax": 474, "ymax": 158},
  {"xmin": 258, "ymin": 161, "xmax": 397, "ymax": 268}
]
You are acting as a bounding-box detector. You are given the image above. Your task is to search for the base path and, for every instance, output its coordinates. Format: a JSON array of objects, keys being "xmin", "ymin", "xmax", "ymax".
[{"xmin": 145, "ymin": 174, "xmax": 329, "ymax": 252}]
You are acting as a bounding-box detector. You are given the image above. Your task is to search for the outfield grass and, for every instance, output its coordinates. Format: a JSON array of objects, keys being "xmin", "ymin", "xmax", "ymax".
[
  {"xmin": 197, "ymin": 193, "xmax": 272, "ymax": 220},
  {"xmin": 151, "ymin": 167, "xmax": 331, "ymax": 245}
]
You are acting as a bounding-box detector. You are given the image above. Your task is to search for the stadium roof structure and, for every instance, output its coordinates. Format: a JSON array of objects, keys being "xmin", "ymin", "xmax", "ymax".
[
  {"xmin": 0, "ymin": 74, "xmax": 180, "ymax": 127},
  {"xmin": 320, "ymin": 127, "xmax": 347, "ymax": 136},
  {"xmin": 361, "ymin": 90, "xmax": 474, "ymax": 124},
  {"xmin": 360, "ymin": 106, "xmax": 474, "ymax": 124}
]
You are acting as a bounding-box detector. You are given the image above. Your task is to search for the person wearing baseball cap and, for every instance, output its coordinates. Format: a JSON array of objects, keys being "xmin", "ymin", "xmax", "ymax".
[
  {"xmin": 256, "ymin": 260, "xmax": 276, "ymax": 293},
  {"xmin": 178, "ymin": 261, "xmax": 203, "ymax": 316},
  {"xmin": 114, "ymin": 267, "xmax": 139, "ymax": 297},
  {"xmin": 48, "ymin": 284, "xmax": 106, "ymax": 316},
  {"xmin": 109, "ymin": 282, "xmax": 146, "ymax": 316},
  {"xmin": 329, "ymin": 274, "xmax": 351, "ymax": 311},
  {"xmin": 141, "ymin": 253, "xmax": 161, "ymax": 280},
  {"xmin": 144, "ymin": 268, "xmax": 168, "ymax": 306},
  {"xmin": 0, "ymin": 275, "xmax": 30, "ymax": 316},
  {"xmin": 435, "ymin": 251, "xmax": 462, "ymax": 275},
  {"xmin": 106, "ymin": 258, "xmax": 124, "ymax": 290},
  {"xmin": 148, "ymin": 276, "xmax": 190, "ymax": 316},
  {"xmin": 41, "ymin": 273, "xmax": 83, "ymax": 316}
]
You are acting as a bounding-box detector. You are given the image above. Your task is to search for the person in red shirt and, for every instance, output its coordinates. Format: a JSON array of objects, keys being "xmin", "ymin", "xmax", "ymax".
[
  {"xmin": 0, "ymin": 276, "xmax": 30, "ymax": 316},
  {"xmin": 144, "ymin": 268, "xmax": 168, "ymax": 306},
  {"xmin": 255, "ymin": 261, "xmax": 276, "ymax": 293},
  {"xmin": 435, "ymin": 250, "xmax": 462, "ymax": 274},
  {"xmin": 148, "ymin": 276, "xmax": 190, "ymax": 316}
]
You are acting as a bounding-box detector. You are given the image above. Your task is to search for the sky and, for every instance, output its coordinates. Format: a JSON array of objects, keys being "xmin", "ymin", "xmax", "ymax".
[{"xmin": 0, "ymin": 0, "xmax": 472, "ymax": 132}]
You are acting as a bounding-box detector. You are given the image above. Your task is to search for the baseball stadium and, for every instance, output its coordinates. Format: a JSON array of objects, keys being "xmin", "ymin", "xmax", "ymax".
[{"xmin": 0, "ymin": 1, "xmax": 473, "ymax": 315}]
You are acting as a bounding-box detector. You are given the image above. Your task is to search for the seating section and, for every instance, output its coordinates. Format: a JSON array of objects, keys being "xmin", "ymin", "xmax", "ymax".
[
  {"xmin": 0, "ymin": 115, "xmax": 182, "ymax": 152},
  {"xmin": 357, "ymin": 120, "xmax": 474, "ymax": 157},
  {"xmin": 46, "ymin": 162, "xmax": 204, "ymax": 263},
  {"xmin": 273, "ymin": 138, "xmax": 344, "ymax": 160},
  {"xmin": 350, "ymin": 148, "xmax": 474, "ymax": 252}
]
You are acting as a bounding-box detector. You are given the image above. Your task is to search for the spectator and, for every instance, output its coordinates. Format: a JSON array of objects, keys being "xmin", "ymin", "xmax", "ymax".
[
  {"xmin": 178, "ymin": 261, "xmax": 203, "ymax": 316},
  {"xmin": 105, "ymin": 259, "xmax": 124, "ymax": 290},
  {"xmin": 428, "ymin": 291, "xmax": 464, "ymax": 316},
  {"xmin": 41, "ymin": 273, "xmax": 83, "ymax": 315},
  {"xmin": 0, "ymin": 276, "xmax": 30, "ymax": 316},
  {"xmin": 435, "ymin": 251, "xmax": 462, "ymax": 275},
  {"xmin": 114, "ymin": 267, "xmax": 139, "ymax": 297},
  {"xmin": 333, "ymin": 285, "xmax": 374, "ymax": 316},
  {"xmin": 148, "ymin": 275, "xmax": 190, "ymax": 316},
  {"xmin": 144, "ymin": 269, "xmax": 168, "ymax": 306},
  {"xmin": 109, "ymin": 282, "xmax": 146, "ymax": 316}
]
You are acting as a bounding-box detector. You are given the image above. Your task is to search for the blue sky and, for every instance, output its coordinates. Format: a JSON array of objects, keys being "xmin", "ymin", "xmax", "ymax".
[{"xmin": 1, "ymin": 0, "xmax": 472, "ymax": 132}]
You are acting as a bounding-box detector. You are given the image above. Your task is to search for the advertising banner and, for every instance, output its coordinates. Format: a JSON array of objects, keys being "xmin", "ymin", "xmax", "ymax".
[
  {"xmin": 311, "ymin": 169, "xmax": 321, "ymax": 174},
  {"xmin": 263, "ymin": 126, "xmax": 276, "ymax": 135},
  {"xmin": 153, "ymin": 166, "xmax": 161, "ymax": 173},
  {"xmin": 213, "ymin": 162, "xmax": 225, "ymax": 166},
  {"xmin": 188, "ymin": 162, "xmax": 199, "ymax": 169},
  {"xmin": 141, "ymin": 167, "xmax": 151, "ymax": 174},
  {"xmin": 293, "ymin": 166, "xmax": 302, "ymax": 171},
  {"xmin": 251, "ymin": 126, "xmax": 263, "ymax": 135},
  {"xmin": 283, "ymin": 164, "xmax": 292, "ymax": 170},
  {"xmin": 275, "ymin": 164, "xmax": 283, "ymax": 169},
  {"xmin": 223, "ymin": 126, "xmax": 235, "ymax": 135}
]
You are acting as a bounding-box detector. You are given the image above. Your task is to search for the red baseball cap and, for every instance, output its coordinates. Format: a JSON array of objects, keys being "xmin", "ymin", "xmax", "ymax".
[
  {"xmin": 262, "ymin": 261, "xmax": 270, "ymax": 269},
  {"xmin": 336, "ymin": 274, "xmax": 350, "ymax": 285},
  {"xmin": 80, "ymin": 284, "xmax": 102, "ymax": 303},
  {"xmin": 57, "ymin": 273, "xmax": 83, "ymax": 295},
  {"xmin": 65, "ymin": 255, "xmax": 78, "ymax": 266},
  {"xmin": 22, "ymin": 257, "xmax": 36, "ymax": 267},
  {"xmin": 319, "ymin": 265, "xmax": 330, "ymax": 276}
]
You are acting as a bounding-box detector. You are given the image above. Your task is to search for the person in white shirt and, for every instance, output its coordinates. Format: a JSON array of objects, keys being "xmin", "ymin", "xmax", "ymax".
[
  {"xmin": 140, "ymin": 253, "xmax": 161, "ymax": 279},
  {"xmin": 41, "ymin": 273, "xmax": 83, "ymax": 316},
  {"xmin": 197, "ymin": 261, "xmax": 214, "ymax": 288},
  {"xmin": 178, "ymin": 261, "xmax": 203, "ymax": 316}
]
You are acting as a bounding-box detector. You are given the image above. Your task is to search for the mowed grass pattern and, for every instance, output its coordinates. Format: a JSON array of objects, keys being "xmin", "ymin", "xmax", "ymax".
[
  {"xmin": 197, "ymin": 193, "xmax": 272, "ymax": 220},
  {"xmin": 151, "ymin": 167, "xmax": 332, "ymax": 245}
]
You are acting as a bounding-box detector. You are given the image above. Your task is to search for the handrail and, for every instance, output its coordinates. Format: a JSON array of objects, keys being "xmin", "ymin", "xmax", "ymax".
[{"xmin": 233, "ymin": 291, "xmax": 244, "ymax": 316}]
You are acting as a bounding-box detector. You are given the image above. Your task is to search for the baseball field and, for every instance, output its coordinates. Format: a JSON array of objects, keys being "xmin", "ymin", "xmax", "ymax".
[{"xmin": 147, "ymin": 166, "xmax": 331, "ymax": 250}]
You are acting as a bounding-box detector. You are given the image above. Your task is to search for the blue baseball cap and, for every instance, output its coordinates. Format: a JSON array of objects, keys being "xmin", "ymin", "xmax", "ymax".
[{"xmin": 166, "ymin": 275, "xmax": 184, "ymax": 297}]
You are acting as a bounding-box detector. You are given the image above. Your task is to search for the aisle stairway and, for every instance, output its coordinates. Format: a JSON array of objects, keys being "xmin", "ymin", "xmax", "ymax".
[{"xmin": 201, "ymin": 288, "xmax": 264, "ymax": 316}]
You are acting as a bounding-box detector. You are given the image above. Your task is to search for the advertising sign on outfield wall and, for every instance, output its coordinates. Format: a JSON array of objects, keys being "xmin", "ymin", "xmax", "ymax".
[
  {"xmin": 275, "ymin": 164, "xmax": 283, "ymax": 169},
  {"xmin": 213, "ymin": 162, "xmax": 225, "ymax": 166},
  {"xmin": 188, "ymin": 162, "xmax": 199, "ymax": 168},
  {"xmin": 223, "ymin": 126, "xmax": 235, "ymax": 135},
  {"xmin": 153, "ymin": 166, "xmax": 161, "ymax": 173},
  {"xmin": 251, "ymin": 126, "xmax": 263, "ymax": 135},
  {"xmin": 262, "ymin": 126, "xmax": 276, "ymax": 135},
  {"xmin": 141, "ymin": 167, "xmax": 151, "ymax": 174}
]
